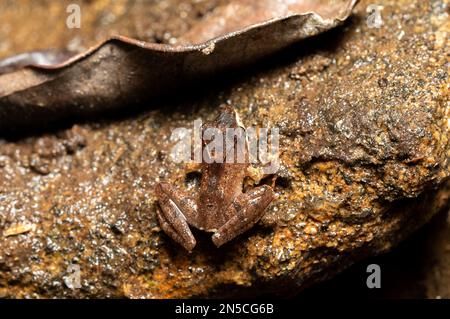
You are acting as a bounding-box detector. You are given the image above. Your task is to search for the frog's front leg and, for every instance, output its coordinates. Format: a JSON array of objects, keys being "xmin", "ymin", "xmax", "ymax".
[
  {"xmin": 155, "ymin": 182, "xmax": 200, "ymax": 251},
  {"xmin": 212, "ymin": 185, "xmax": 274, "ymax": 247}
]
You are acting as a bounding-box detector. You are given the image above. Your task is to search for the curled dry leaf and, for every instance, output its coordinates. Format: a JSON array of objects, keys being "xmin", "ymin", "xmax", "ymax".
[
  {"xmin": 3, "ymin": 223, "xmax": 36, "ymax": 237},
  {"xmin": 0, "ymin": 0, "xmax": 358, "ymax": 132}
]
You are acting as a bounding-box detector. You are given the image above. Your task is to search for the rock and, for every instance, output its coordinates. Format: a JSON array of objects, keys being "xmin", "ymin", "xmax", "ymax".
[{"xmin": 0, "ymin": 0, "xmax": 449, "ymax": 298}]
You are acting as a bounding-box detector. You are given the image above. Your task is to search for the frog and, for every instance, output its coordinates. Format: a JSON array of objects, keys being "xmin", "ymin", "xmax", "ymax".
[{"xmin": 155, "ymin": 106, "xmax": 275, "ymax": 251}]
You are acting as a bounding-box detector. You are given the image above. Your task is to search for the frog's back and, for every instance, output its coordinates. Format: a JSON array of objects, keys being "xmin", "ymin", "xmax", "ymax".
[
  {"xmin": 197, "ymin": 106, "xmax": 248, "ymax": 231},
  {"xmin": 197, "ymin": 162, "xmax": 246, "ymax": 231}
]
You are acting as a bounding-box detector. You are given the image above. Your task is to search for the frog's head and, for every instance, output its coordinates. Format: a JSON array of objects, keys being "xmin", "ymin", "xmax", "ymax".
[
  {"xmin": 216, "ymin": 105, "xmax": 239, "ymax": 128},
  {"xmin": 200, "ymin": 106, "xmax": 247, "ymax": 164}
]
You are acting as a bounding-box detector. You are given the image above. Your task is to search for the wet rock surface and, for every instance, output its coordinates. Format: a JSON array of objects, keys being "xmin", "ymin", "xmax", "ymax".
[
  {"xmin": 297, "ymin": 205, "xmax": 450, "ymax": 299},
  {"xmin": 0, "ymin": 0, "xmax": 449, "ymax": 298}
]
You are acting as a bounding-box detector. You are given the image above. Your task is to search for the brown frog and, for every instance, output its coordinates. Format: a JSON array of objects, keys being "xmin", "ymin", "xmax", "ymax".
[{"xmin": 155, "ymin": 107, "xmax": 275, "ymax": 251}]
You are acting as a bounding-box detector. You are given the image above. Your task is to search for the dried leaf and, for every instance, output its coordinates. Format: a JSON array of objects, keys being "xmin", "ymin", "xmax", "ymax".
[
  {"xmin": 3, "ymin": 223, "xmax": 36, "ymax": 237},
  {"xmin": 0, "ymin": 0, "xmax": 358, "ymax": 132}
]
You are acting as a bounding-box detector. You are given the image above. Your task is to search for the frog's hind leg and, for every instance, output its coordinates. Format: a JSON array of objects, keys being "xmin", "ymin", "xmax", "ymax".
[
  {"xmin": 212, "ymin": 185, "xmax": 274, "ymax": 247},
  {"xmin": 155, "ymin": 182, "xmax": 199, "ymax": 251},
  {"xmin": 156, "ymin": 208, "xmax": 196, "ymax": 251}
]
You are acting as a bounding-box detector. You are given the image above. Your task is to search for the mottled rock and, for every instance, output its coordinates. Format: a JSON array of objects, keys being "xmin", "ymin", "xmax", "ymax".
[{"xmin": 0, "ymin": 0, "xmax": 449, "ymax": 298}]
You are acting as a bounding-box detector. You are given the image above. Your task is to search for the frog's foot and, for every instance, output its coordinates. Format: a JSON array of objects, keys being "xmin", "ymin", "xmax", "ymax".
[
  {"xmin": 212, "ymin": 185, "xmax": 274, "ymax": 247},
  {"xmin": 155, "ymin": 182, "xmax": 199, "ymax": 251}
]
